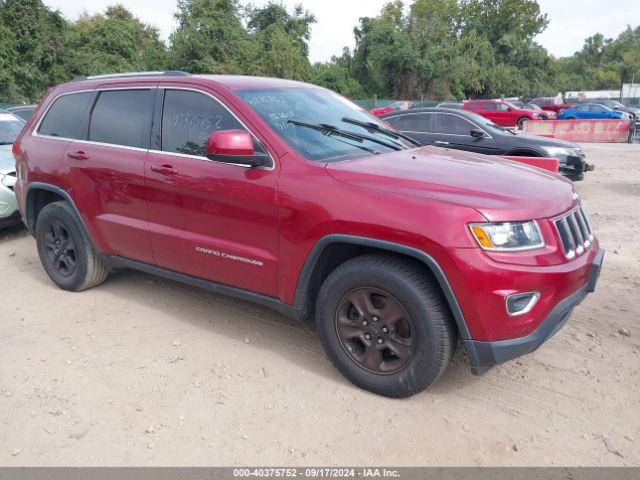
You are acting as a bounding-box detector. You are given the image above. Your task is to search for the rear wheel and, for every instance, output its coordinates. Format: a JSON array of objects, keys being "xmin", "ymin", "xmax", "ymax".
[
  {"xmin": 315, "ymin": 255, "xmax": 457, "ymax": 397},
  {"xmin": 35, "ymin": 202, "xmax": 108, "ymax": 291}
]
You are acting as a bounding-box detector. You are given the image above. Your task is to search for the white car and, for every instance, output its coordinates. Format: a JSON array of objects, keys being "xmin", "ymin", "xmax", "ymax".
[{"xmin": 0, "ymin": 111, "xmax": 24, "ymax": 228}]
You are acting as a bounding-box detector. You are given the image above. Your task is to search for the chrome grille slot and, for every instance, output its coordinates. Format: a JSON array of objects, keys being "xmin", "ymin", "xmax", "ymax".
[{"xmin": 555, "ymin": 205, "xmax": 593, "ymax": 260}]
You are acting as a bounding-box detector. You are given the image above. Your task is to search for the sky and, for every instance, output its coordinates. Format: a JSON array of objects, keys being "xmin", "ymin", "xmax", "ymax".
[{"xmin": 44, "ymin": 0, "xmax": 640, "ymax": 63}]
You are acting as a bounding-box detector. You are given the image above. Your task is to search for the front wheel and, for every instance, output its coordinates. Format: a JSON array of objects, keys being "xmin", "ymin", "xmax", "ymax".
[{"xmin": 315, "ymin": 255, "xmax": 457, "ymax": 397}]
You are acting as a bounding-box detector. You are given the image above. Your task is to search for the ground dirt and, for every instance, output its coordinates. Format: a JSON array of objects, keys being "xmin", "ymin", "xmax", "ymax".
[{"xmin": 0, "ymin": 143, "xmax": 638, "ymax": 466}]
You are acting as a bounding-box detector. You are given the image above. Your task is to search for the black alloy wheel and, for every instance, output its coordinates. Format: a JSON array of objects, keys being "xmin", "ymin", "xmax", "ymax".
[
  {"xmin": 335, "ymin": 287, "xmax": 415, "ymax": 374},
  {"xmin": 42, "ymin": 220, "xmax": 77, "ymax": 277}
]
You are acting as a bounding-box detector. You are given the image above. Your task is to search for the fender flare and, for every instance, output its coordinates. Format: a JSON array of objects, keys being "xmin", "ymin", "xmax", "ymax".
[
  {"xmin": 25, "ymin": 182, "xmax": 92, "ymax": 241},
  {"xmin": 293, "ymin": 234, "xmax": 471, "ymax": 340}
]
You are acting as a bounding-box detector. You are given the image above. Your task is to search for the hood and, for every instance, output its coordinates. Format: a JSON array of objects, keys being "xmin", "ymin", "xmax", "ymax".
[
  {"xmin": 325, "ymin": 146, "xmax": 575, "ymax": 222},
  {"xmin": 0, "ymin": 144, "xmax": 15, "ymax": 173}
]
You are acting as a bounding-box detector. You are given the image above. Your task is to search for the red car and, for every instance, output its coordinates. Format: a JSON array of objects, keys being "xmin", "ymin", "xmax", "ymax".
[
  {"xmin": 370, "ymin": 100, "xmax": 412, "ymax": 117},
  {"xmin": 463, "ymin": 99, "xmax": 545, "ymax": 129},
  {"xmin": 529, "ymin": 97, "xmax": 573, "ymax": 114},
  {"xmin": 13, "ymin": 72, "xmax": 603, "ymax": 397}
]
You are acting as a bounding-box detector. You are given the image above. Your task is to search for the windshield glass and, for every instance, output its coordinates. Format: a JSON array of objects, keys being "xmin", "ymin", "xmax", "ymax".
[
  {"xmin": 0, "ymin": 113, "xmax": 24, "ymax": 144},
  {"xmin": 234, "ymin": 88, "xmax": 413, "ymax": 162}
]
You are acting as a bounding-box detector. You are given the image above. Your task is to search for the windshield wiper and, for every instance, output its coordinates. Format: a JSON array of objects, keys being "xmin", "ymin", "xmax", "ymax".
[
  {"xmin": 342, "ymin": 116, "xmax": 420, "ymax": 147},
  {"xmin": 0, "ymin": 141, "xmax": 14, "ymax": 145},
  {"xmin": 287, "ymin": 119, "xmax": 402, "ymax": 152}
]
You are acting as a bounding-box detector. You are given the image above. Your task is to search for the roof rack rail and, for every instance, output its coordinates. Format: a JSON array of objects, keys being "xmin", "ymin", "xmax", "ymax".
[{"xmin": 71, "ymin": 71, "xmax": 191, "ymax": 82}]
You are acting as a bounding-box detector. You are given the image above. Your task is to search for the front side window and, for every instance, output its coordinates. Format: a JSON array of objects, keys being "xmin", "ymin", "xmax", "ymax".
[
  {"xmin": 38, "ymin": 92, "xmax": 92, "ymax": 139},
  {"xmin": 89, "ymin": 90, "xmax": 154, "ymax": 148},
  {"xmin": 433, "ymin": 114, "xmax": 475, "ymax": 135},
  {"xmin": 235, "ymin": 87, "xmax": 413, "ymax": 162},
  {"xmin": 161, "ymin": 89, "xmax": 257, "ymax": 157}
]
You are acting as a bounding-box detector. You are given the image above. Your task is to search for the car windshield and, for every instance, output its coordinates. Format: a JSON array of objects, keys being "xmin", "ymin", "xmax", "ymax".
[
  {"xmin": 526, "ymin": 104, "xmax": 542, "ymax": 111},
  {"xmin": 0, "ymin": 112, "xmax": 24, "ymax": 144},
  {"xmin": 234, "ymin": 88, "xmax": 414, "ymax": 162}
]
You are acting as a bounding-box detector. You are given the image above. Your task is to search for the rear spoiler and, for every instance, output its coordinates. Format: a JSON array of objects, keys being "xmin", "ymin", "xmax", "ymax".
[{"xmin": 501, "ymin": 156, "xmax": 560, "ymax": 174}]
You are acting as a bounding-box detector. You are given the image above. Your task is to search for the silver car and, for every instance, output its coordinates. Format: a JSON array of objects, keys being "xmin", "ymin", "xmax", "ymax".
[{"xmin": 0, "ymin": 111, "xmax": 24, "ymax": 228}]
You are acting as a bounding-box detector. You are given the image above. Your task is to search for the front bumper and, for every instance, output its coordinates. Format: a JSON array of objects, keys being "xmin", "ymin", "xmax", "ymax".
[
  {"xmin": 558, "ymin": 153, "xmax": 590, "ymax": 181},
  {"xmin": 464, "ymin": 248, "xmax": 604, "ymax": 374}
]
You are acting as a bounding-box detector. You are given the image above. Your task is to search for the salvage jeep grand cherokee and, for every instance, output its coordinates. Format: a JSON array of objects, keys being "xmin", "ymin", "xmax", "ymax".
[{"xmin": 13, "ymin": 72, "xmax": 604, "ymax": 397}]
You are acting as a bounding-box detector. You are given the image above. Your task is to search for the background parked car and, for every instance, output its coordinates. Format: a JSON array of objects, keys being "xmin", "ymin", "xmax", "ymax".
[
  {"xmin": 436, "ymin": 102, "xmax": 463, "ymax": 109},
  {"xmin": 381, "ymin": 108, "xmax": 591, "ymax": 181},
  {"xmin": 584, "ymin": 100, "xmax": 639, "ymax": 120},
  {"xmin": 370, "ymin": 100, "xmax": 412, "ymax": 117},
  {"xmin": 462, "ymin": 100, "xmax": 545, "ymax": 129},
  {"xmin": 529, "ymin": 97, "xmax": 572, "ymax": 114},
  {"xmin": 522, "ymin": 103, "xmax": 557, "ymax": 120},
  {"xmin": 6, "ymin": 104, "xmax": 37, "ymax": 121},
  {"xmin": 0, "ymin": 111, "xmax": 24, "ymax": 227},
  {"xmin": 557, "ymin": 103, "xmax": 628, "ymax": 120}
]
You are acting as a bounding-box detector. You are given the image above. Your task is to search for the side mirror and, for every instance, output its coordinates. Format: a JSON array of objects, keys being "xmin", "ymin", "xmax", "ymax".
[
  {"xmin": 470, "ymin": 129, "xmax": 486, "ymax": 138},
  {"xmin": 206, "ymin": 130, "xmax": 266, "ymax": 167},
  {"xmin": 507, "ymin": 107, "xmax": 513, "ymax": 111},
  {"xmin": 613, "ymin": 105, "xmax": 621, "ymax": 110}
]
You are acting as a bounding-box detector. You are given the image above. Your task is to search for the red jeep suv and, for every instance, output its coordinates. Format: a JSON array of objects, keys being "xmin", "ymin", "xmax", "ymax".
[
  {"xmin": 463, "ymin": 99, "xmax": 545, "ymax": 129},
  {"xmin": 13, "ymin": 72, "xmax": 603, "ymax": 397}
]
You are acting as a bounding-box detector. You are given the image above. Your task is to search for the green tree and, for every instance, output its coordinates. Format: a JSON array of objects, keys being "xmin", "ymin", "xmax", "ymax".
[
  {"xmin": 63, "ymin": 5, "xmax": 167, "ymax": 77},
  {"xmin": 246, "ymin": 2, "xmax": 316, "ymax": 80},
  {"xmin": 169, "ymin": 0, "xmax": 252, "ymax": 74},
  {"xmin": 0, "ymin": 0, "xmax": 68, "ymax": 102},
  {"xmin": 352, "ymin": 1, "xmax": 419, "ymax": 98},
  {"xmin": 312, "ymin": 49, "xmax": 364, "ymax": 98}
]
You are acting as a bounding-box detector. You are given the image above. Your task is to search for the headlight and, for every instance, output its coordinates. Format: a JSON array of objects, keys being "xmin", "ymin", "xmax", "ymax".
[
  {"xmin": 541, "ymin": 146, "xmax": 580, "ymax": 158},
  {"xmin": 1, "ymin": 172, "xmax": 16, "ymax": 188},
  {"xmin": 470, "ymin": 221, "xmax": 544, "ymax": 251}
]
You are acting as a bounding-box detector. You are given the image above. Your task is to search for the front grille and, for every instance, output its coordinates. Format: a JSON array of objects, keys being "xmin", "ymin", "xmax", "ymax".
[{"xmin": 555, "ymin": 206, "xmax": 593, "ymax": 259}]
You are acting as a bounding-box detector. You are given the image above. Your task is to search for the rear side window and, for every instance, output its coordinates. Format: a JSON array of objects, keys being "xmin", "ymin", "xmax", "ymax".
[
  {"xmin": 481, "ymin": 103, "xmax": 497, "ymax": 110},
  {"xmin": 388, "ymin": 113, "xmax": 431, "ymax": 132},
  {"xmin": 160, "ymin": 89, "xmax": 247, "ymax": 157},
  {"xmin": 38, "ymin": 92, "xmax": 92, "ymax": 139},
  {"xmin": 89, "ymin": 90, "xmax": 154, "ymax": 148}
]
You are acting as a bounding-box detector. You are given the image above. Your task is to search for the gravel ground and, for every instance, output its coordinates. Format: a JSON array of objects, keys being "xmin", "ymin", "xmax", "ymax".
[{"xmin": 0, "ymin": 143, "xmax": 638, "ymax": 466}]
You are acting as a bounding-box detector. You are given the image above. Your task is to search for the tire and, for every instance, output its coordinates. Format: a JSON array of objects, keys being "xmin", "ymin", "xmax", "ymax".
[
  {"xmin": 315, "ymin": 254, "xmax": 457, "ymax": 398},
  {"xmin": 517, "ymin": 117, "xmax": 529, "ymax": 129},
  {"xmin": 35, "ymin": 201, "xmax": 108, "ymax": 291}
]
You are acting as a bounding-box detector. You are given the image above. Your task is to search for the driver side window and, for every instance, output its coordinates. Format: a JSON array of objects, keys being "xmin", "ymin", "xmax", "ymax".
[
  {"xmin": 161, "ymin": 89, "xmax": 266, "ymax": 158},
  {"xmin": 433, "ymin": 114, "xmax": 475, "ymax": 136}
]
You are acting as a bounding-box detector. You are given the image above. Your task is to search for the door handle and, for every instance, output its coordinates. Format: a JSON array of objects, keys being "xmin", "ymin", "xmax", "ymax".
[
  {"xmin": 150, "ymin": 164, "xmax": 179, "ymax": 176},
  {"xmin": 67, "ymin": 151, "xmax": 89, "ymax": 160},
  {"xmin": 434, "ymin": 141, "xmax": 449, "ymax": 145}
]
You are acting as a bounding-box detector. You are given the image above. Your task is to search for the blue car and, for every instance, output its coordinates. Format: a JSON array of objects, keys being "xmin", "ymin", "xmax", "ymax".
[{"xmin": 558, "ymin": 103, "xmax": 627, "ymax": 120}]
